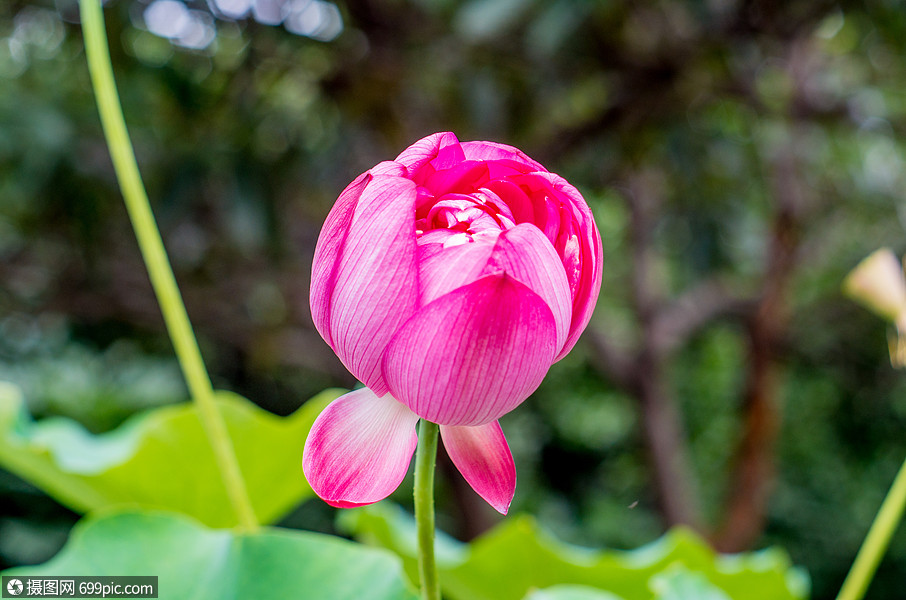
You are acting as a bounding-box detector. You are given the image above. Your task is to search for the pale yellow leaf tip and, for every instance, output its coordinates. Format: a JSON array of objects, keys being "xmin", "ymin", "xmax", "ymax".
[
  {"xmin": 843, "ymin": 248, "xmax": 906, "ymax": 323},
  {"xmin": 844, "ymin": 248, "xmax": 906, "ymax": 367}
]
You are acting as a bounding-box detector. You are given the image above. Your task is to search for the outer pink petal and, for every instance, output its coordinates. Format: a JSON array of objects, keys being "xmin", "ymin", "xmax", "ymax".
[
  {"xmin": 460, "ymin": 140, "xmax": 545, "ymax": 172},
  {"xmin": 303, "ymin": 388, "xmax": 419, "ymax": 508},
  {"xmin": 382, "ymin": 274, "xmax": 557, "ymax": 426},
  {"xmin": 395, "ymin": 132, "xmax": 462, "ymax": 175},
  {"xmin": 417, "ymin": 224, "xmax": 571, "ymax": 352},
  {"xmin": 537, "ymin": 173, "xmax": 603, "ymax": 360},
  {"xmin": 417, "ymin": 240, "xmax": 496, "ymax": 306},
  {"xmin": 440, "ymin": 421, "xmax": 515, "ymax": 515},
  {"xmin": 502, "ymin": 172, "xmax": 603, "ymax": 360},
  {"xmin": 329, "ymin": 175, "xmax": 420, "ymax": 395},
  {"xmin": 488, "ymin": 224, "xmax": 572, "ymax": 353},
  {"xmin": 370, "ymin": 160, "xmax": 408, "ymax": 177},
  {"xmin": 310, "ymin": 172, "xmax": 370, "ymax": 347}
]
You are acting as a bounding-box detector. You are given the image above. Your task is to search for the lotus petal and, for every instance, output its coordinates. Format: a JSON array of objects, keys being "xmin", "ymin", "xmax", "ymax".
[
  {"xmin": 382, "ymin": 274, "xmax": 557, "ymax": 426},
  {"xmin": 328, "ymin": 175, "xmax": 420, "ymax": 394},
  {"xmin": 310, "ymin": 172, "xmax": 370, "ymax": 346},
  {"xmin": 303, "ymin": 388, "xmax": 418, "ymax": 508},
  {"xmin": 440, "ymin": 421, "xmax": 516, "ymax": 514}
]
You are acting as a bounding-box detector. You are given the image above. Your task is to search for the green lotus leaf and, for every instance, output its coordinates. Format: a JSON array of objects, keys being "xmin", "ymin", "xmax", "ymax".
[
  {"xmin": 0, "ymin": 381, "xmax": 340, "ymax": 528},
  {"xmin": 649, "ymin": 564, "xmax": 732, "ymax": 600},
  {"xmin": 522, "ymin": 584, "xmax": 629, "ymax": 600},
  {"xmin": 2, "ymin": 509, "xmax": 417, "ymax": 600}
]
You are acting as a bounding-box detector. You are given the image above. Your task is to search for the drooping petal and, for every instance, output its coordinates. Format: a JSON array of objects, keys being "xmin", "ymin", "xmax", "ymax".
[
  {"xmin": 303, "ymin": 388, "xmax": 419, "ymax": 508},
  {"xmin": 440, "ymin": 421, "xmax": 515, "ymax": 515},
  {"xmin": 329, "ymin": 175, "xmax": 420, "ymax": 395},
  {"xmin": 382, "ymin": 274, "xmax": 557, "ymax": 426},
  {"xmin": 310, "ymin": 172, "xmax": 370, "ymax": 347}
]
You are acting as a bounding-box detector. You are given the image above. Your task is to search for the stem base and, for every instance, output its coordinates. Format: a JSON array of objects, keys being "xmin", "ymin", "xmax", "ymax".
[{"xmin": 414, "ymin": 420, "xmax": 441, "ymax": 600}]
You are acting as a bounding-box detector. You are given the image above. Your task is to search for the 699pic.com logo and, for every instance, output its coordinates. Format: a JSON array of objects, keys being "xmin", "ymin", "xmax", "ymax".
[
  {"xmin": 5, "ymin": 579, "xmax": 22, "ymax": 597},
  {"xmin": 2, "ymin": 575, "xmax": 157, "ymax": 598}
]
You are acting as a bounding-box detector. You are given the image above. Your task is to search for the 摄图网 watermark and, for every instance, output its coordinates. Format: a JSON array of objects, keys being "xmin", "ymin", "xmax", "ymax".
[{"xmin": 2, "ymin": 576, "xmax": 157, "ymax": 598}]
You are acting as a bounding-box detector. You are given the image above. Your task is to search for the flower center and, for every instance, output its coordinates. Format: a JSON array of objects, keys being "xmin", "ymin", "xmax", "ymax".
[{"xmin": 415, "ymin": 189, "xmax": 515, "ymax": 248}]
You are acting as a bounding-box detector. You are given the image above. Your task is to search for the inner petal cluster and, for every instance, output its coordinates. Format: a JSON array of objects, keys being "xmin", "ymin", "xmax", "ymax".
[{"xmin": 415, "ymin": 188, "xmax": 517, "ymax": 248}]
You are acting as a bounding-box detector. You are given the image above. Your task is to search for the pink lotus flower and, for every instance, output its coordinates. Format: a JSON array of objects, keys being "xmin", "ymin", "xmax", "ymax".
[{"xmin": 303, "ymin": 132, "xmax": 603, "ymax": 513}]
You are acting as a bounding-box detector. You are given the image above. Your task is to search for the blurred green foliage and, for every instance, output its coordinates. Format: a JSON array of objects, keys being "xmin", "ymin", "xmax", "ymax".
[
  {"xmin": 1, "ymin": 0, "xmax": 905, "ymax": 598},
  {"xmin": 339, "ymin": 502, "xmax": 808, "ymax": 600}
]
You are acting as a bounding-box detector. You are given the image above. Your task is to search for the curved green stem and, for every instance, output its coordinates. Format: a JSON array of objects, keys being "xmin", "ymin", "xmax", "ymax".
[
  {"xmin": 414, "ymin": 420, "xmax": 441, "ymax": 600},
  {"xmin": 79, "ymin": 0, "xmax": 257, "ymax": 532},
  {"xmin": 836, "ymin": 456, "xmax": 906, "ymax": 600}
]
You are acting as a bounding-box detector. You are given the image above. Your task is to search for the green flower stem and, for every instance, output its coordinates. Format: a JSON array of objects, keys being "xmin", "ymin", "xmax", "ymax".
[
  {"xmin": 79, "ymin": 0, "xmax": 257, "ymax": 532},
  {"xmin": 414, "ymin": 420, "xmax": 441, "ymax": 600},
  {"xmin": 836, "ymin": 455, "xmax": 906, "ymax": 600}
]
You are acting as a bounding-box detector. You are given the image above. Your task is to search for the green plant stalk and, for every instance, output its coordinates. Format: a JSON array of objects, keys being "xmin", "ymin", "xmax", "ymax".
[
  {"xmin": 79, "ymin": 0, "xmax": 257, "ymax": 531},
  {"xmin": 836, "ymin": 455, "xmax": 906, "ymax": 600},
  {"xmin": 414, "ymin": 420, "xmax": 441, "ymax": 600}
]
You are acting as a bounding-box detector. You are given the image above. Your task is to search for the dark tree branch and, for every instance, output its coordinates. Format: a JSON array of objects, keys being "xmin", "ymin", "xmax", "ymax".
[
  {"xmin": 651, "ymin": 279, "xmax": 754, "ymax": 357},
  {"xmin": 632, "ymin": 341, "xmax": 705, "ymax": 530},
  {"xmin": 625, "ymin": 171, "xmax": 705, "ymax": 531},
  {"xmin": 713, "ymin": 41, "xmax": 811, "ymax": 551},
  {"xmin": 712, "ymin": 194, "xmax": 797, "ymax": 551}
]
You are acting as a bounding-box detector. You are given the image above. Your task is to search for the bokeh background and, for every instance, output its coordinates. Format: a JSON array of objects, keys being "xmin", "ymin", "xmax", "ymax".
[{"xmin": 1, "ymin": 0, "xmax": 905, "ymax": 598}]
